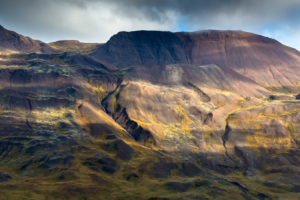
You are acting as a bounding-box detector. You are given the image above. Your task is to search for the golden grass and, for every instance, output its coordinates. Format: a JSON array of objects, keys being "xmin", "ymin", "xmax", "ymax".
[
  {"xmin": 84, "ymin": 82, "xmax": 107, "ymax": 102},
  {"xmin": 176, "ymin": 104, "xmax": 193, "ymax": 135},
  {"xmin": 49, "ymin": 42, "xmax": 99, "ymax": 54},
  {"xmin": 32, "ymin": 108, "xmax": 71, "ymax": 126}
]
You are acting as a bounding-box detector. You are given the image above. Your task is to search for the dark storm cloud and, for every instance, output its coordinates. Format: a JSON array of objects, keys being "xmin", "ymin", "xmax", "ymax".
[
  {"xmin": 0, "ymin": 0, "xmax": 299, "ymax": 49},
  {"xmin": 104, "ymin": 0, "xmax": 300, "ymax": 28}
]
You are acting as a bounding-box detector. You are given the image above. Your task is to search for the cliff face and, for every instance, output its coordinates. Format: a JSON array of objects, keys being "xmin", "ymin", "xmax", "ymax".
[
  {"xmin": 91, "ymin": 31, "xmax": 187, "ymax": 67},
  {"xmin": 0, "ymin": 25, "xmax": 54, "ymax": 53}
]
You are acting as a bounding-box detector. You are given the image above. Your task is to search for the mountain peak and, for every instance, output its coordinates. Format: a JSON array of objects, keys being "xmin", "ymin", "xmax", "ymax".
[
  {"xmin": 0, "ymin": 24, "xmax": 54, "ymax": 53},
  {"xmin": 92, "ymin": 30, "xmax": 187, "ymax": 67},
  {"xmin": 91, "ymin": 30, "xmax": 300, "ymax": 84}
]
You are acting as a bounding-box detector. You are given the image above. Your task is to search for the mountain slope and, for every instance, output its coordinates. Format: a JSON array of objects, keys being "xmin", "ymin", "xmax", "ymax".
[
  {"xmin": 124, "ymin": 64, "xmax": 269, "ymax": 97},
  {"xmin": 0, "ymin": 25, "xmax": 54, "ymax": 53},
  {"xmin": 49, "ymin": 40, "xmax": 99, "ymax": 54},
  {"xmin": 91, "ymin": 30, "xmax": 300, "ymax": 86},
  {"xmin": 91, "ymin": 30, "xmax": 187, "ymax": 67},
  {"xmin": 179, "ymin": 30, "xmax": 300, "ymax": 85}
]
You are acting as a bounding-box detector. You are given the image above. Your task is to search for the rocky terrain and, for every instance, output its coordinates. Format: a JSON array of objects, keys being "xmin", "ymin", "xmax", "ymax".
[{"xmin": 0, "ymin": 25, "xmax": 299, "ymax": 199}]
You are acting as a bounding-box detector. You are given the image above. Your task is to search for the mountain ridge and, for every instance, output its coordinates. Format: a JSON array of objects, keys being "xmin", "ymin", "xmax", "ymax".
[
  {"xmin": 0, "ymin": 25, "xmax": 54, "ymax": 53},
  {"xmin": 91, "ymin": 29, "xmax": 300, "ymax": 86}
]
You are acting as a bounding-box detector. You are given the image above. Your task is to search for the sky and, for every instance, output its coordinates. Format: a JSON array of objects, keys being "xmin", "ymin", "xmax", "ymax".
[{"xmin": 0, "ymin": 0, "xmax": 300, "ymax": 50}]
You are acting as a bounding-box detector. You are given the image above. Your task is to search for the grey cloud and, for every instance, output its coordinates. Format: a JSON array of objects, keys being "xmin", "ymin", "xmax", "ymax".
[{"xmin": 103, "ymin": 0, "xmax": 300, "ymax": 29}]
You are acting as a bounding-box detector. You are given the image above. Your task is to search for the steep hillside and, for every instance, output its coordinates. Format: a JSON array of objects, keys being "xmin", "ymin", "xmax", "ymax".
[
  {"xmin": 0, "ymin": 25, "xmax": 54, "ymax": 53},
  {"xmin": 92, "ymin": 30, "xmax": 300, "ymax": 86},
  {"xmin": 179, "ymin": 31, "xmax": 300, "ymax": 85},
  {"xmin": 91, "ymin": 31, "xmax": 187, "ymax": 67}
]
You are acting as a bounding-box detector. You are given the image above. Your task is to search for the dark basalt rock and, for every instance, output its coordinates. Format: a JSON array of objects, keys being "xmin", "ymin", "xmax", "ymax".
[
  {"xmin": 90, "ymin": 174, "xmax": 108, "ymax": 184},
  {"xmin": 178, "ymin": 162, "xmax": 202, "ymax": 177},
  {"xmin": 103, "ymin": 100, "xmax": 155, "ymax": 146},
  {"xmin": 269, "ymin": 95, "xmax": 276, "ymax": 100},
  {"xmin": 0, "ymin": 92, "xmax": 72, "ymax": 110},
  {"xmin": 165, "ymin": 181, "xmax": 193, "ymax": 192},
  {"xmin": 290, "ymin": 185, "xmax": 300, "ymax": 193},
  {"xmin": 39, "ymin": 153, "xmax": 74, "ymax": 169},
  {"xmin": 0, "ymin": 141, "xmax": 24, "ymax": 160},
  {"xmin": 83, "ymin": 155, "xmax": 120, "ymax": 174},
  {"xmin": 63, "ymin": 185, "xmax": 85, "ymax": 194},
  {"xmin": 208, "ymin": 186, "xmax": 227, "ymax": 198},
  {"xmin": 25, "ymin": 134, "xmax": 78, "ymax": 155},
  {"xmin": 97, "ymin": 157, "xmax": 119, "ymax": 173},
  {"xmin": 88, "ymin": 123, "xmax": 114, "ymax": 137},
  {"xmin": 25, "ymin": 142, "xmax": 58, "ymax": 155},
  {"xmin": 229, "ymin": 181, "xmax": 249, "ymax": 193},
  {"xmin": 58, "ymin": 122, "xmax": 73, "ymax": 130},
  {"xmin": 263, "ymin": 181, "xmax": 278, "ymax": 188},
  {"xmin": 151, "ymin": 161, "xmax": 177, "ymax": 178},
  {"xmin": 125, "ymin": 173, "xmax": 139, "ymax": 181},
  {"xmin": 0, "ymin": 172, "xmax": 11, "ymax": 182},
  {"xmin": 57, "ymin": 171, "xmax": 75, "ymax": 180},
  {"xmin": 269, "ymin": 167, "xmax": 300, "ymax": 174},
  {"xmin": 257, "ymin": 193, "xmax": 272, "ymax": 200},
  {"xmin": 105, "ymin": 135, "xmax": 117, "ymax": 140},
  {"xmin": 20, "ymin": 160, "xmax": 33, "ymax": 171},
  {"xmin": 194, "ymin": 180, "xmax": 210, "ymax": 187},
  {"xmin": 9, "ymin": 69, "xmax": 32, "ymax": 84},
  {"xmin": 113, "ymin": 139, "xmax": 134, "ymax": 161},
  {"xmin": 269, "ymin": 94, "xmax": 295, "ymax": 100}
]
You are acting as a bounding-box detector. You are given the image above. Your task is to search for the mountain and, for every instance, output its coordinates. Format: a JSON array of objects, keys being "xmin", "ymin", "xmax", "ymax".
[
  {"xmin": 0, "ymin": 25, "xmax": 54, "ymax": 53},
  {"xmin": 91, "ymin": 31, "xmax": 187, "ymax": 67},
  {"xmin": 0, "ymin": 26, "xmax": 299, "ymax": 200},
  {"xmin": 92, "ymin": 30, "xmax": 300, "ymax": 85}
]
